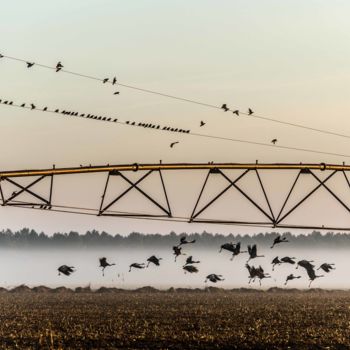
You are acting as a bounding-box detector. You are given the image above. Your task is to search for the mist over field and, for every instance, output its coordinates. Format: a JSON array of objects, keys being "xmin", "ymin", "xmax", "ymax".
[{"xmin": 0, "ymin": 230, "xmax": 346, "ymax": 289}]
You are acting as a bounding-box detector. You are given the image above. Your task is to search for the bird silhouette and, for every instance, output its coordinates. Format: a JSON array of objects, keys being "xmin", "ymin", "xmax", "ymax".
[
  {"xmin": 219, "ymin": 242, "xmax": 235, "ymax": 254},
  {"xmin": 247, "ymin": 244, "xmax": 264, "ymax": 262},
  {"xmin": 112, "ymin": 77, "xmax": 117, "ymax": 85},
  {"xmin": 230, "ymin": 242, "xmax": 247, "ymax": 260},
  {"xmin": 318, "ymin": 263, "xmax": 335, "ymax": 273},
  {"xmin": 248, "ymin": 108, "xmax": 254, "ymax": 115},
  {"xmin": 271, "ymin": 256, "xmax": 282, "ymax": 271},
  {"xmin": 284, "ymin": 274, "xmax": 301, "ymax": 285},
  {"xmin": 43, "ymin": 107, "xmax": 48, "ymax": 111},
  {"xmin": 103, "ymin": 78, "xmax": 109, "ymax": 83},
  {"xmin": 26, "ymin": 62, "xmax": 34, "ymax": 68},
  {"xmin": 232, "ymin": 110, "xmax": 239, "ymax": 116},
  {"xmin": 200, "ymin": 121, "xmax": 206, "ymax": 127},
  {"xmin": 129, "ymin": 263, "xmax": 146, "ymax": 272},
  {"xmin": 173, "ymin": 246, "xmax": 185, "ymax": 261},
  {"xmin": 178, "ymin": 236, "xmax": 196, "ymax": 246},
  {"xmin": 99, "ymin": 257, "xmax": 116, "ymax": 276},
  {"xmin": 183, "ymin": 265, "xmax": 198, "ymax": 273},
  {"xmin": 56, "ymin": 61, "xmax": 63, "ymax": 72},
  {"xmin": 221, "ymin": 104, "xmax": 229, "ymax": 112},
  {"xmin": 304, "ymin": 264, "xmax": 324, "ymax": 287},
  {"xmin": 271, "ymin": 235, "xmax": 289, "ymax": 248},
  {"xmin": 170, "ymin": 142, "xmax": 179, "ymax": 148},
  {"xmin": 296, "ymin": 260, "xmax": 314, "ymax": 270},
  {"xmin": 271, "ymin": 139, "xmax": 278, "ymax": 145},
  {"xmin": 114, "ymin": 91, "xmax": 120, "ymax": 95},
  {"xmin": 205, "ymin": 274, "xmax": 224, "ymax": 283},
  {"xmin": 281, "ymin": 256, "xmax": 296, "ymax": 265},
  {"xmin": 58, "ymin": 265, "xmax": 75, "ymax": 276},
  {"xmin": 30, "ymin": 103, "xmax": 36, "ymax": 110},
  {"xmin": 246, "ymin": 264, "xmax": 270, "ymax": 285},
  {"xmin": 147, "ymin": 256, "xmax": 162, "ymax": 267},
  {"xmin": 184, "ymin": 256, "xmax": 200, "ymax": 265},
  {"xmin": 21, "ymin": 103, "xmax": 25, "ymax": 107}
]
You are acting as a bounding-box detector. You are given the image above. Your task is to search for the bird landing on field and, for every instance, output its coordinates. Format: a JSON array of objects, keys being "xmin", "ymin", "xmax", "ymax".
[
  {"xmin": 99, "ymin": 257, "xmax": 116, "ymax": 276},
  {"xmin": 247, "ymin": 244, "xmax": 264, "ymax": 262}
]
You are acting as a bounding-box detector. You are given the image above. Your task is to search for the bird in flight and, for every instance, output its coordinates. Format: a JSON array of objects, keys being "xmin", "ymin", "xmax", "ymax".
[
  {"xmin": 221, "ymin": 104, "xmax": 229, "ymax": 112},
  {"xmin": 112, "ymin": 77, "xmax": 117, "ymax": 85},
  {"xmin": 232, "ymin": 110, "xmax": 239, "ymax": 116},
  {"xmin": 56, "ymin": 61, "xmax": 63, "ymax": 72},
  {"xmin": 26, "ymin": 62, "xmax": 35, "ymax": 68},
  {"xmin": 248, "ymin": 108, "xmax": 254, "ymax": 115},
  {"xmin": 271, "ymin": 139, "xmax": 278, "ymax": 145},
  {"xmin": 170, "ymin": 141, "xmax": 179, "ymax": 148},
  {"xmin": 200, "ymin": 121, "xmax": 206, "ymax": 127}
]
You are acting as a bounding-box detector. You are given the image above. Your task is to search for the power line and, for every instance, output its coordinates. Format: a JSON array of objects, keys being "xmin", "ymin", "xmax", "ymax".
[
  {"xmin": 2, "ymin": 98, "xmax": 350, "ymax": 159},
  {"xmin": 1, "ymin": 53, "xmax": 350, "ymax": 141}
]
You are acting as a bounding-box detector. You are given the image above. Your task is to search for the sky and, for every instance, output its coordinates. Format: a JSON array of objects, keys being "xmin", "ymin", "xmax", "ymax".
[{"xmin": 1, "ymin": 1, "xmax": 350, "ymax": 234}]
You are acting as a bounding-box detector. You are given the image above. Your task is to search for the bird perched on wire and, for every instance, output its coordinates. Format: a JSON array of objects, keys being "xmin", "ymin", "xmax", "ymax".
[
  {"xmin": 248, "ymin": 108, "xmax": 254, "ymax": 115},
  {"xmin": 30, "ymin": 103, "xmax": 36, "ymax": 110},
  {"xmin": 271, "ymin": 139, "xmax": 278, "ymax": 145},
  {"xmin": 26, "ymin": 62, "xmax": 35, "ymax": 68},
  {"xmin": 114, "ymin": 91, "xmax": 120, "ymax": 95},
  {"xmin": 271, "ymin": 235, "xmax": 288, "ymax": 248},
  {"xmin": 58, "ymin": 265, "xmax": 75, "ymax": 276},
  {"xmin": 221, "ymin": 104, "xmax": 229, "ymax": 112},
  {"xmin": 129, "ymin": 263, "xmax": 146, "ymax": 272},
  {"xmin": 232, "ymin": 110, "xmax": 239, "ymax": 116},
  {"xmin": 183, "ymin": 265, "xmax": 198, "ymax": 273},
  {"xmin": 103, "ymin": 78, "xmax": 109, "ymax": 83},
  {"xmin": 56, "ymin": 61, "xmax": 63, "ymax": 72},
  {"xmin": 205, "ymin": 274, "xmax": 225, "ymax": 283},
  {"xmin": 99, "ymin": 257, "xmax": 116, "ymax": 276},
  {"xmin": 112, "ymin": 77, "xmax": 117, "ymax": 85},
  {"xmin": 200, "ymin": 121, "xmax": 206, "ymax": 127},
  {"xmin": 170, "ymin": 141, "xmax": 179, "ymax": 148}
]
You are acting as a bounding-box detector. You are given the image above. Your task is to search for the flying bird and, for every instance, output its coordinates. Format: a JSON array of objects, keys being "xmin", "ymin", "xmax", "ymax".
[
  {"xmin": 284, "ymin": 274, "xmax": 301, "ymax": 285},
  {"xmin": 173, "ymin": 246, "xmax": 185, "ymax": 261},
  {"xmin": 183, "ymin": 265, "xmax": 198, "ymax": 273},
  {"xmin": 129, "ymin": 263, "xmax": 146, "ymax": 272},
  {"xmin": 271, "ymin": 139, "xmax": 278, "ymax": 145},
  {"xmin": 58, "ymin": 265, "xmax": 75, "ymax": 276},
  {"xmin": 318, "ymin": 263, "xmax": 335, "ymax": 273},
  {"xmin": 178, "ymin": 236, "xmax": 196, "ymax": 246},
  {"xmin": 56, "ymin": 61, "xmax": 63, "ymax": 72},
  {"xmin": 271, "ymin": 256, "xmax": 282, "ymax": 271},
  {"xmin": 26, "ymin": 62, "xmax": 34, "ymax": 68},
  {"xmin": 271, "ymin": 235, "xmax": 288, "ymax": 248},
  {"xmin": 147, "ymin": 255, "xmax": 162, "ymax": 267},
  {"xmin": 221, "ymin": 104, "xmax": 229, "ymax": 112},
  {"xmin": 170, "ymin": 142, "xmax": 179, "ymax": 148},
  {"xmin": 247, "ymin": 244, "xmax": 264, "ymax": 262},
  {"xmin": 99, "ymin": 257, "xmax": 116, "ymax": 276},
  {"xmin": 219, "ymin": 242, "xmax": 235, "ymax": 254},
  {"xmin": 184, "ymin": 256, "xmax": 200, "ymax": 266},
  {"xmin": 205, "ymin": 274, "xmax": 224, "ymax": 283},
  {"xmin": 248, "ymin": 108, "xmax": 254, "ymax": 115}
]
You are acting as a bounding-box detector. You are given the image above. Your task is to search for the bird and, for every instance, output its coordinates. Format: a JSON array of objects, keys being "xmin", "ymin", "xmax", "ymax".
[
  {"xmin": 112, "ymin": 77, "xmax": 117, "ymax": 85},
  {"xmin": 129, "ymin": 263, "xmax": 146, "ymax": 272},
  {"xmin": 248, "ymin": 108, "xmax": 254, "ymax": 115},
  {"xmin": 178, "ymin": 236, "xmax": 196, "ymax": 246},
  {"xmin": 114, "ymin": 91, "xmax": 120, "ymax": 95},
  {"xmin": 200, "ymin": 121, "xmax": 206, "ymax": 127},
  {"xmin": 26, "ymin": 62, "xmax": 34, "ymax": 68},
  {"xmin": 56, "ymin": 61, "xmax": 63, "ymax": 72},
  {"xmin": 271, "ymin": 139, "xmax": 278, "ymax": 145},
  {"xmin": 170, "ymin": 142, "xmax": 179, "ymax": 148},
  {"xmin": 43, "ymin": 107, "xmax": 48, "ymax": 111},
  {"xmin": 271, "ymin": 256, "xmax": 282, "ymax": 271},
  {"xmin": 103, "ymin": 78, "xmax": 109, "ymax": 83},
  {"xmin": 173, "ymin": 246, "xmax": 185, "ymax": 261},
  {"xmin": 221, "ymin": 104, "xmax": 229, "ymax": 112},
  {"xmin": 219, "ymin": 242, "xmax": 235, "ymax": 254},
  {"xmin": 147, "ymin": 255, "xmax": 162, "ymax": 267},
  {"xmin": 304, "ymin": 264, "xmax": 324, "ymax": 287},
  {"xmin": 247, "ymin": 244, "xmax": 264, "ymax": 262},
  {"xmin": 99, "ymin": 257, "xmax": 116, "ymax": 276},
  {"xmin": 20, "ymin": 103, "xmax": 25, "ymax": 107},
  {"xmin": 183, "ymin": 265, "xmax": 198, "ymax": 273},
  {"xmin": 318, "ymin": 263, "xmax": 335, "ymax": 273},
  {"xmin": 230, "ymin": 242, "xmax": 247, "ymax": 260},
  {"xmin": 205, "ymin": 274, "xmax": 225, "ymax": 283},
  {"xmin": 58, "ymin": 265, "xmax": 75, "ymax": 276},
  {"xmin": 284, "ymin": 274, "xmax": 301, "ymax": 285},
  {"xmin": 281, "ymin": 256, "xmax": 296, "ymax": 265},
  {"xmin": 271, "ymin": 235, "xmax": 289, "ymax": 248},
  {"xmin": 255, "ymin": 266, "xmax": 271, "ymax": 286},
  {"xmin": 184, "ymin": 256, "xmax": 200, "ymax": 266},
  {"xmin": 232, "ymin": 110, "xmax": 239, "ymax": 116},
  {"xmin": 30, "ymin": 103, "xmax": 36, "ymax": 110},
  {"xmin": 296, "ymin": 260, "xmax": 315, "ymax": 270}
]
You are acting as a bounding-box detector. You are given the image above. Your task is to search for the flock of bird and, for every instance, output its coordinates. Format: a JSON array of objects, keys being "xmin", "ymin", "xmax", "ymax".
[{"xmin": 57, "ymin": 235, "xmax": 335, "ymax": 288}]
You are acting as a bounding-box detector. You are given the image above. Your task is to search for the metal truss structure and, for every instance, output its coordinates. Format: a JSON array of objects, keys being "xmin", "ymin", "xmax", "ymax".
[{"xmin": 1, "ymin": 162, "xmax": 350, "ymax": 231}]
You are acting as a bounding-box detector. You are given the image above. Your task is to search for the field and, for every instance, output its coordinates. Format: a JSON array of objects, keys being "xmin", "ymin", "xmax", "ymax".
[{"xmin": 0, "ymin": 289, "xmax": 350, "ymax": 349}]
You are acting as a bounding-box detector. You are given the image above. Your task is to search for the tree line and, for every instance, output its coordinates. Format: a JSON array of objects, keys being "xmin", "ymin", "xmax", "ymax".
[{"xmin": 0, "ymin": 228, "xmax": 349, "ymax": 249}]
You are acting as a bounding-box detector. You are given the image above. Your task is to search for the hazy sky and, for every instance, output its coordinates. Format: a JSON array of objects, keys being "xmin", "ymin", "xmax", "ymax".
[{"xmin": 1, "ymin": 1, "xmax": 350, "ymax": 234}]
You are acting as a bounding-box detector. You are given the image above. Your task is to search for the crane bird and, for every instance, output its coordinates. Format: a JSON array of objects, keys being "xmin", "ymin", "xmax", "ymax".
[
  {"xmin": 129, "ymin": 263, "xmax": 146, "ymax": 272},
  {"xmin": 318, "ymin": 263, "xmax": 335, "ymax": 273},
  {"xmin": 304, "ymin": 265, "xmax": 324, "ymax": 287},
  {"xmin": 183, "ymin": 265, "xmax": 198, "ymax": 273},
  {"xmin": 99, "ymin": 257, "xmax": 116, "ymax": 276},
  {"xmin": 284, "ymin": 274, "xmax": 301, "ymax": 285},
  {"xmin": 58, "ymin": 265, "xmax": 75, "ymax": 276},
  {"xmin": 147, "ymin": 255, "xmax": 162, "ymax": 267},
  {"xmin": 270, "ymin": 235, "xmax": 289, "ymax": 248},
  {"xmin": 173, "ymin": 246, "xmax": 185, "ymax": 261},
  {"xmin": 184, "ymin": 256, "xmax": 200, "ymax": 266},
  {"xmin": 246, "ymin": 264, "xmax": 270, "ymax": 286},
  {"xmin": 247, "ymin": 244, "xmax": 264, "ymax": 262},
  {"xmin": 219, "ymin": 242, "xmax": 235, "ymax": 254},
  {"xmin": 231, "ymin": 242, "xmax": 247, "ymax": 260},
  {"xmin": 296, "ymin": 260, "xmax": 314, "ymax": 270},
  {"xmin": 281, "ymin": 256, "xmax": 296, "ymax": 265},
  {"xmin": 271, "ymin": 256, "xmax": 282, "ymax": 271},
  {"xmin": 205, "ymin": 274, "xmax": 225, "ymax": 283},
  {"xmin": 178, "ymin": 236, "xmax": 196, "ymax": 246}
]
